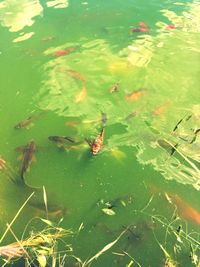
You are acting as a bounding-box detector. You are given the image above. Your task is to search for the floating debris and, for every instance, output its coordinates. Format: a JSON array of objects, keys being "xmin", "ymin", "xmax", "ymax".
[
  {"xmin": 110, "ymin": 82, "xmax": 119, "ymax": 93},
  {"xmin": 102, "ymin": 208, "xmax": 116, "ymax": 216},
  {"xmin": 172, "ymin": 114, "xmax": 192, "ymax": 132}
]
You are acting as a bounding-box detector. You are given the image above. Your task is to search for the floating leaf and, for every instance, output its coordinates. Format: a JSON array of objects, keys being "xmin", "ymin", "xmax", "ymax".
[{"xmin": 102, "ymin": 208, "xmax": 116, "ymax": 216}]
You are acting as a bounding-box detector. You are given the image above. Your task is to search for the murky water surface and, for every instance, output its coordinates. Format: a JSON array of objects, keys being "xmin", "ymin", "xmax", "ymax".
[{"xmin": 0, "ymin": 0, "xmax": 199, "ymax": 266}]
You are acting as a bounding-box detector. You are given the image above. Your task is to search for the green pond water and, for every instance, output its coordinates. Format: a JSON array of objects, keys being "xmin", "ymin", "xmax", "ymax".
[{"xmin": 0, "ymin": 0, "xmax": 200, "ymax": 266}]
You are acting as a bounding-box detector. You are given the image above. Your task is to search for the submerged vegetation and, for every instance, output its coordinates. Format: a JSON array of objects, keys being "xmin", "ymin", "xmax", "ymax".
[{"xmin": 0, "ymin": 191, "xmax": 199, "ymax": 267}]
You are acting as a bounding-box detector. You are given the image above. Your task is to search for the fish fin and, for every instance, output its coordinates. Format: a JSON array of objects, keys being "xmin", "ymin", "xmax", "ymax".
[{"xmin": 85, "ymin": 138, "xmax": 92, "ymax": 147}]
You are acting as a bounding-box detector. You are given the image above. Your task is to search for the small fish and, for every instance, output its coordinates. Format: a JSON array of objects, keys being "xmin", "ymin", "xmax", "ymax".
[
  {"xmin": 19, "ymin": 141, "xmax": 36, "ymax": 183},
  {"xmin": 75, "ymin": 86, "xmax": 87, "ymax": 103},
  {"xmin": 153, "ymin": 105, "xmax": 166, "ymax": 116},
  {"xmin": 91, "ymin": 128, "xmax": 105, "ymax": 155},
  {"xmin": 53, "ymin": 47, "xmax": 75, "ymax": 57},
  {"xmin": 131, "ymin": 21, "xmax": 149, "ymax": 33},
  {"xmin": 125, "ymin": 111, "xmax": 138, "ymax": 122},
  {"xmin": 66, "ymin": 69, "xmax": 86, "ymax": 82},
  {"xmin": 14, "ymin": 112, "xmax": 44, "ymax": 129},
  {"xmin": 85, "ymin": 113, "xmax": 106, "ymax": 155},
  {"xmin": 110, "ymin": 83, "xmax": 119, "ymax": 93},
  {"xmin": 48, "ymin": 136, "xmax": 76, "ymax": 144},
  {"xmin": 125, "ymin": 88, "xmax": 145, "ymax": 102}
]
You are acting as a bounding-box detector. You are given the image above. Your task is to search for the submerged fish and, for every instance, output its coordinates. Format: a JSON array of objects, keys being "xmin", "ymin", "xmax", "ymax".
[
  {"xmin": 53, "ymin": 47, "xmax": 75, "ymax": 57},
  {"xmin": 19, "ymin": 141, "xmax": 36, "ymax": 183},
  {"xmin": 48, "ymin": 136, "xmax": 76, "ymax": 144},
  {"xmin": 125, "ymin": 88, "xmax": 145, "ymax": 102},
  {"xmin": 14, "ymin": 112, "xmax": 45, "ymax": 129},
  {"xmin": 131, "ymin": 21, "xmax": 149, "ymax": 33},
  {"xmin": 166, "ymin": 193, "xmax": 200, "ymax": 225},
  {"xmin": 91, "ymin": 128, "xmax": 105, "ymax": 155},
  {"xmin": 66, "ymin": 69, "xmax": 86, "ymax": 82},
  {"xmin": 86, "ymin": 113, "xmax": 107, "ymax": 155}
]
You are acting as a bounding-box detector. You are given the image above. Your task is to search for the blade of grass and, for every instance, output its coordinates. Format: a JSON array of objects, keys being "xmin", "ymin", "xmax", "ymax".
[
  {"xmin": 82, "ymin": 229, "xmax": 127, "ymax": 266},
  {"xmin": 0, "ymin": 192, "xmax": 35, "ymax": 244}
]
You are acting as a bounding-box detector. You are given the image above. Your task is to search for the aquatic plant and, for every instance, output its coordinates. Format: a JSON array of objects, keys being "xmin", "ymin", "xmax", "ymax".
[{"xmin": 0, "ymin": 191, "xmax": 73, "ymax": 267}]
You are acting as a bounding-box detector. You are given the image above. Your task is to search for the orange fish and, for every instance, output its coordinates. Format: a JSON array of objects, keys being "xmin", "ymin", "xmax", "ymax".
[
  {"xmin": 66, "ymin": 69, "xmax": 86, "ymax": 82},
  {"xmin": 166, "ymin": 194, "xmax": 200, "ymax": 225},
  {"xmin": 125, "ymin": 89, "xmax": 144, "ymax": 102},
  {"xmin": 75, "ymin": 86, "xmax": 87, "ymax": 103},
  {"xmin": 91, "ymin": 128, "xmax": 105, "ymax": 155},
  {"xmin": 153, "ymin": 105, "xmax": 166, "ymax": 116},
  {"xmin": 131, "ymin": 21, "xmax": 149, "ymax": 33},
  {"xmin": 53, "ymin": 47, "xmax": 75, "ymax": 57}
]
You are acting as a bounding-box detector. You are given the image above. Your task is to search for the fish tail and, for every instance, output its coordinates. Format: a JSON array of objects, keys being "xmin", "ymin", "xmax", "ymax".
[
  {"xmin": 20, "ymin": 170, "xmax": 26, "ymax": 185},
  {"xmin": 101, "ymin": 112, "xmax": 107, "ymax": 128},
  {"xmin": 100, "ymin": 127, "xmax": 105, "ymax": 137}
]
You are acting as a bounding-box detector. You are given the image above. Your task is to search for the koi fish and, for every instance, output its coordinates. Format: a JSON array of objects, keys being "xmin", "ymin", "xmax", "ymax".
[
  {"xmin": 125, "ymin": 89, "xmax": 145, "ymax": 102},
  {"xmin": 85, "ymin": 113, "xmax": 106, "ymax": 155},
  {"xmin": 125, "ymin": 111, "xmax": 138, "ymax": 122},
  {"xmin": 131, "ymin": 21, "xmax": 149, "ymax": 33},
  {"xmin": 66, "ymin": 69, "xmax": 86, "ymax": 82},
  {"xmin": 19, "ymin": 141, "xmax": 36, "ymax": 183},
  {"xmin": 166, "ymin": 193, "xmax": 200, "ymax": 225},
  {"xmin": 53, "ymin": 47, "xmax": 75, "ymax": 57},
  {"xmin": 14, "ymin": 112, "xmax": 45, "ymax": 129},
  {"xmin": 165, "ymin": 25, "xmax": 177, "ymax": 30},
  {"xmin": 91, "ymin": 127, "xmax": 105, "ymax": 155}
]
